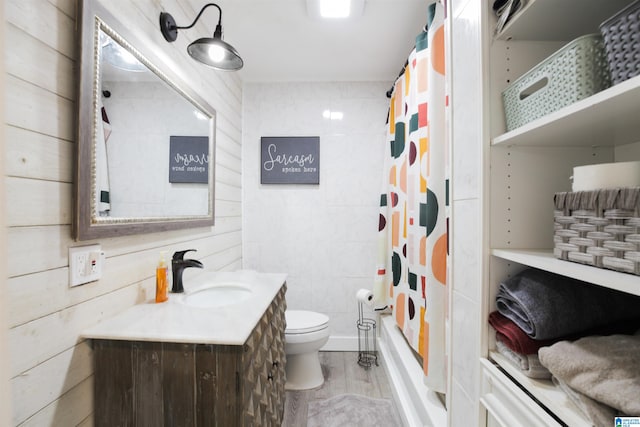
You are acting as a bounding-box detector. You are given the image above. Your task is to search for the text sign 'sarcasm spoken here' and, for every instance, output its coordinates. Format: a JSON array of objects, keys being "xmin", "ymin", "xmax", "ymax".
[{"xmin": 260, "ymin": 136, "xmax": 320, "ymax": 184}]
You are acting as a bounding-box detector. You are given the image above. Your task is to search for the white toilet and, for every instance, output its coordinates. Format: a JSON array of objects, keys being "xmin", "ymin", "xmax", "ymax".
[{"xmin": 284, "ymin": 310, "xmax": 330, "ymax": 390}]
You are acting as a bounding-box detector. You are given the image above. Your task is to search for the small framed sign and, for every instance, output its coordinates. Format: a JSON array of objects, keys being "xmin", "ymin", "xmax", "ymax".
[
  {"xmin": 260, "ymin": 136, "xmax": 320, "ymax": 184},
  {"xmin": 169, "ymin": 136, "xmax": 209, "ymax": 183}
]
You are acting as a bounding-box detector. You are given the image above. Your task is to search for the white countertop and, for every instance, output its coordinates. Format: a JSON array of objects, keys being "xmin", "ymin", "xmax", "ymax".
[{"xmin": 82, "ymin": 270, "xmax": 287, "ymax": 345}]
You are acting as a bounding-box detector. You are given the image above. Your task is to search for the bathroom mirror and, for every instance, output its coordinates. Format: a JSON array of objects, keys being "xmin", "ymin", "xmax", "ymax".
[{"xmin": 74, "ymin": 0, "xmax": 216, "ymax": 240}]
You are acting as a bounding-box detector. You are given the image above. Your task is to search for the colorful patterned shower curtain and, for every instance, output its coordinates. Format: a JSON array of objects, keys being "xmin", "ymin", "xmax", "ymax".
[
  {"xmin": 96, "ymin": 100, "xmax": 112, "ymax": 216},
  {"xmin": 374, "ymin": 2, "xmax": 448, "ymax": 393}
]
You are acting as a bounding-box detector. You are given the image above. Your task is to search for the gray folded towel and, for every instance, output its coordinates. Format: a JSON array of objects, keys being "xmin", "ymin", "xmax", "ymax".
[
  {"xmin": 496, "ymin": 268, "xmax": 640, "ymax": 340},
  {"xmin": 495, "ymin": 340, "xmax": 551, "ymax": 379},
  {"xmin": 539, "ymin": 335, "xmax": 640, "ymax": 418}
]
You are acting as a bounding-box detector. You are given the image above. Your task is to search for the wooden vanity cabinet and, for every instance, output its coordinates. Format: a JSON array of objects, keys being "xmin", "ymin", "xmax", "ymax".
[{"xmin": 93, "ymin": 284, "xmax": 287, "ymax": 426}]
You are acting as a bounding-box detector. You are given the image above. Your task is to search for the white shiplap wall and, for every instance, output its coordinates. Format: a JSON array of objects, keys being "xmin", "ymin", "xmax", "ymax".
[
  {"xmin": 1, "ymin": 1, "xmax": 12, "ymax": 425},
  {"xmin": 5, "ymin": 0, "xmax": 243, "ymax": 425}
]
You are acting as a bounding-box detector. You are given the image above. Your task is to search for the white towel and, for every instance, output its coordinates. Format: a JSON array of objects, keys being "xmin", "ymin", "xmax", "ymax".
[
  {"xmin": 552, "ymin": 376, "xmax": 617, "ymax": 427},
  {"xmin": 539, "ymin": 334, "xmax": 640, "ymax": 417}
]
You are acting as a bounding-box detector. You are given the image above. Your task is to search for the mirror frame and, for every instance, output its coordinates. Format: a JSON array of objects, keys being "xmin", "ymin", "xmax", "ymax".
[{"xmin": 74, "ymin": 0, "xmax": 216, "ymax": 240}]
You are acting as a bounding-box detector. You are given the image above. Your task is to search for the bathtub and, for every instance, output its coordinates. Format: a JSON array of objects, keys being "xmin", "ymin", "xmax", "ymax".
[{"xmin": 378, "ymin": 314, "xmax": 447, "ymax": 426}]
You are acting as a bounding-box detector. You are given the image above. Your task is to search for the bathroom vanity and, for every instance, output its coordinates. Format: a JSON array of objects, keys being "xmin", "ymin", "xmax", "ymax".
[{"xmin": 82, "ymin": 271, "xmax": 287, "ymax": 427}]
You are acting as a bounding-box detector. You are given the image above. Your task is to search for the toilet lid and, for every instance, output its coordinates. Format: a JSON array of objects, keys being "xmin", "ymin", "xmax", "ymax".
[{"xmin": 286, "ymin": 310, "xmax": 329, "ymax": 334}]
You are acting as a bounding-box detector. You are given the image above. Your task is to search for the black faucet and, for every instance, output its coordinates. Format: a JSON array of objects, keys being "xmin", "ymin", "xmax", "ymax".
[{"xmin": 171, "ymin": 249, "xmax": 204, "ymax": 293}]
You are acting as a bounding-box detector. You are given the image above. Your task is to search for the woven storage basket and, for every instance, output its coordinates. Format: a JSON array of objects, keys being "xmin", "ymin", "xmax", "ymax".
[
  {"xmin": 599, "ymin": 0, "xmax": 640, "ymax": 85},
  {"xmin": 554, "ymin": 188, "xmax": 640, "ymax": 275},
  {"xmin": 503, "ymin": 34, "xmax": 611, "ymax": 131}
]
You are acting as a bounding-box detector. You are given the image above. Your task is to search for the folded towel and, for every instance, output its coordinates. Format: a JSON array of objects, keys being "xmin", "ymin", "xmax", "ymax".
[
  {"xmin": 489, "ymin": 310, "xmax": 640, "ymax": 355},
  {"xmin": 489, "ymin": 311, "xmax": 554, "ymax": 354},
  {"xmin": 495, "ymin": 340, "xmax": 551, "ymax": 379},
  {"xmin": 552, "ymin": 376, "xmax": 619, "ymax": 427},
  {"xmin": 496, "ymin": 268, "xmax": 640, "ymax": 340},
  {"xmin": 539, "ymin": 334, "xmax": 640, "ymax": 417}
]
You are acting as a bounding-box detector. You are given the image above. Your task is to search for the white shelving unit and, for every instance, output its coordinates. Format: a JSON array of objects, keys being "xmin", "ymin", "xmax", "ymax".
[
  {"xmin": 496, "ymin": 0, "xmax": 631, "ymax": 42},
  {"xmin": 481, "ymin": 1, "xmax": 640, "ymax": 425},
  {"xmin": 491, "ymin": 249, "xmax": 640, "ymax": 297},
  {"xmin": 492, "ymin": 75, "xmax": 640, "ymax": 148},
  {"xmin": 486, "ymin": 352, "xmax": 591, "ymax": 426}
]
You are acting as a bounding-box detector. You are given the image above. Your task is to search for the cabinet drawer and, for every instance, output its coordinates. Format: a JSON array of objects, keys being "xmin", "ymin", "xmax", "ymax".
[{"xmin": 480, "ymin": 358, "xmax": 561, "ymax": 427}]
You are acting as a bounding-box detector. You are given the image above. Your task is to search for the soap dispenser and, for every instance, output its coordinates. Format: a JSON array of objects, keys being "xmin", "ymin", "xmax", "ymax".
[{"xmin": 155, "ymin": 251, "xmax": 169, "ymax": 303}]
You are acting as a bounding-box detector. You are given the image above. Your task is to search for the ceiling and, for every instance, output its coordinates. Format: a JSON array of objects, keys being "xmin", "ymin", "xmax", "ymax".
[{"xmin": 193, "ymin": 0, "xmax": 433, "ymax": 83}]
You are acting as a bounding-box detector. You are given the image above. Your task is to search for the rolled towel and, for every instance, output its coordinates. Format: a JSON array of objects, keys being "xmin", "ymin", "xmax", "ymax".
[
  {"xmin": 489, "ymin": 311, "xmax": 640, "ymax": 354},
  {"xmin": 496, "ymin": 268, "xmax": 640, "ymax": 340},
  {"xmin": 489, "ymin": 311, "xmax": 554, "ymax": 354},
  {"xmin": 539, "ymin": 334, "xmax": 640, "ymax": 417}
]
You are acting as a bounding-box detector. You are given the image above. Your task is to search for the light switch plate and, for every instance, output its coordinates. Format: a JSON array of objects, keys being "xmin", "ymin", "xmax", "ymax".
[{"xmin": 69, "ymin": 244, "xmax": 104, "ymax": 287}]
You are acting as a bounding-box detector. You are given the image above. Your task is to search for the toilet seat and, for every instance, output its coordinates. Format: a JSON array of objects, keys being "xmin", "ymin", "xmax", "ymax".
[{"xmin": 286, "ymin": 310, "xmax": 329, "ymax": 334}]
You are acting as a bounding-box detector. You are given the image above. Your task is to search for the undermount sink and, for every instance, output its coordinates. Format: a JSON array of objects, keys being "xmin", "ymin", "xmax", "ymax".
[{"xmin": 180, "ymin": 283, "xmax": 253, "ymax": 308}]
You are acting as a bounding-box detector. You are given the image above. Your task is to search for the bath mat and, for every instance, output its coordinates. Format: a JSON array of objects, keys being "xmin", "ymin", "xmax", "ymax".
[{"xmin": 307, "ymin": 393, "xmax": 402, "ymax": 427}]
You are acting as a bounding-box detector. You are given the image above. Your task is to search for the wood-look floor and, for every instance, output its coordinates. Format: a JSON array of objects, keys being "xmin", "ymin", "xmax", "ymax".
[{"xmin": 282, "ymin": 351, "xmax": 399, "ymax": 426}]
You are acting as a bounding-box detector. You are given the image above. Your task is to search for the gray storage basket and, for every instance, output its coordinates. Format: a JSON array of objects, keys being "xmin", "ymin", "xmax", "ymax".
[
  {"xmin": 599, "ymin": 0, "xmax": 640, "ymax": 85},
  {"xmin": 554, "ymin": 188, "xmax": 640, "ymax": 276},
  {"xmin": 503, "ymin": 34, "xmax": 611, "ymax": 131}
]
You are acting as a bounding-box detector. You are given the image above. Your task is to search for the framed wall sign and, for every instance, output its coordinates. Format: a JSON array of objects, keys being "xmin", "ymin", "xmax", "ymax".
[
  {"xmin": 169, "ymin": 136, "xmax": 209, "ymax": 183},
  {"xmin": 260, "ymin": 136, "xmax": 320, "ymax": 184}
]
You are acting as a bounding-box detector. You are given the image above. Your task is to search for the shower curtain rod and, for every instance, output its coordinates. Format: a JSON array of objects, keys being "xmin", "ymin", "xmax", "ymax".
[
  {"xmin": 386, "ymin": 0, "xmax": 440, "ymax": 98},
  {"xmin": 386, "ymin": 59, "xmax": 409, "ymax": 98},
  {"xmin": 385, "ymin": 17, "xmax": 429, "ymax": 97}
]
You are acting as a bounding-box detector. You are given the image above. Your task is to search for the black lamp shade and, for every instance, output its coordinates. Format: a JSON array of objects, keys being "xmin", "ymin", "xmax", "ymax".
[
  {"xmin": 187, "ymin": 38, "xmax": 244, "ymax": 71},
  {"xmin": 159, "ymin": 4, "xmax": 243, "ymax": 71}
]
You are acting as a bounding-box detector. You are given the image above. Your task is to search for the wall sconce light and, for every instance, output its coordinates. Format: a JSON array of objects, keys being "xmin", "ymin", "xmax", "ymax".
[{"xmin": 159, "ymin": 3, "xmax": 243, "ymax": 71}]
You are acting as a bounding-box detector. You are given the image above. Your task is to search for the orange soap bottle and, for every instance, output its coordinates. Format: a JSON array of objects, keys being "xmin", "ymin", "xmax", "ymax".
[{"xmin": 155, "ymin": 251, "xmax": 169, "ymax": 303}]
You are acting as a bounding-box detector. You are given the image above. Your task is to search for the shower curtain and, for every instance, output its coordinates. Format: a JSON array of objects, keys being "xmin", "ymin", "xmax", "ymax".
[
  {"xmin": 96, "ymin": 100, "xmax": 112, "ymax": 216},
  {"xmin": 374, "ymin": 2, "xmax": 448, "ymax": 393}
]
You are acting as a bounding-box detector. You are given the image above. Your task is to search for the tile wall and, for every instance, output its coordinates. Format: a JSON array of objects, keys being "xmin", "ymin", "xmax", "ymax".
[{"xmin": 242, "ymin": 82, "xmax": 389, "ymax": 349}]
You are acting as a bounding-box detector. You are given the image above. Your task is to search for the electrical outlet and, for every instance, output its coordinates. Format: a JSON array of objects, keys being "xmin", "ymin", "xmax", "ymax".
[{"xmin": 69, "ymin": 244, "xmax": 104, "ymax": 287}]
